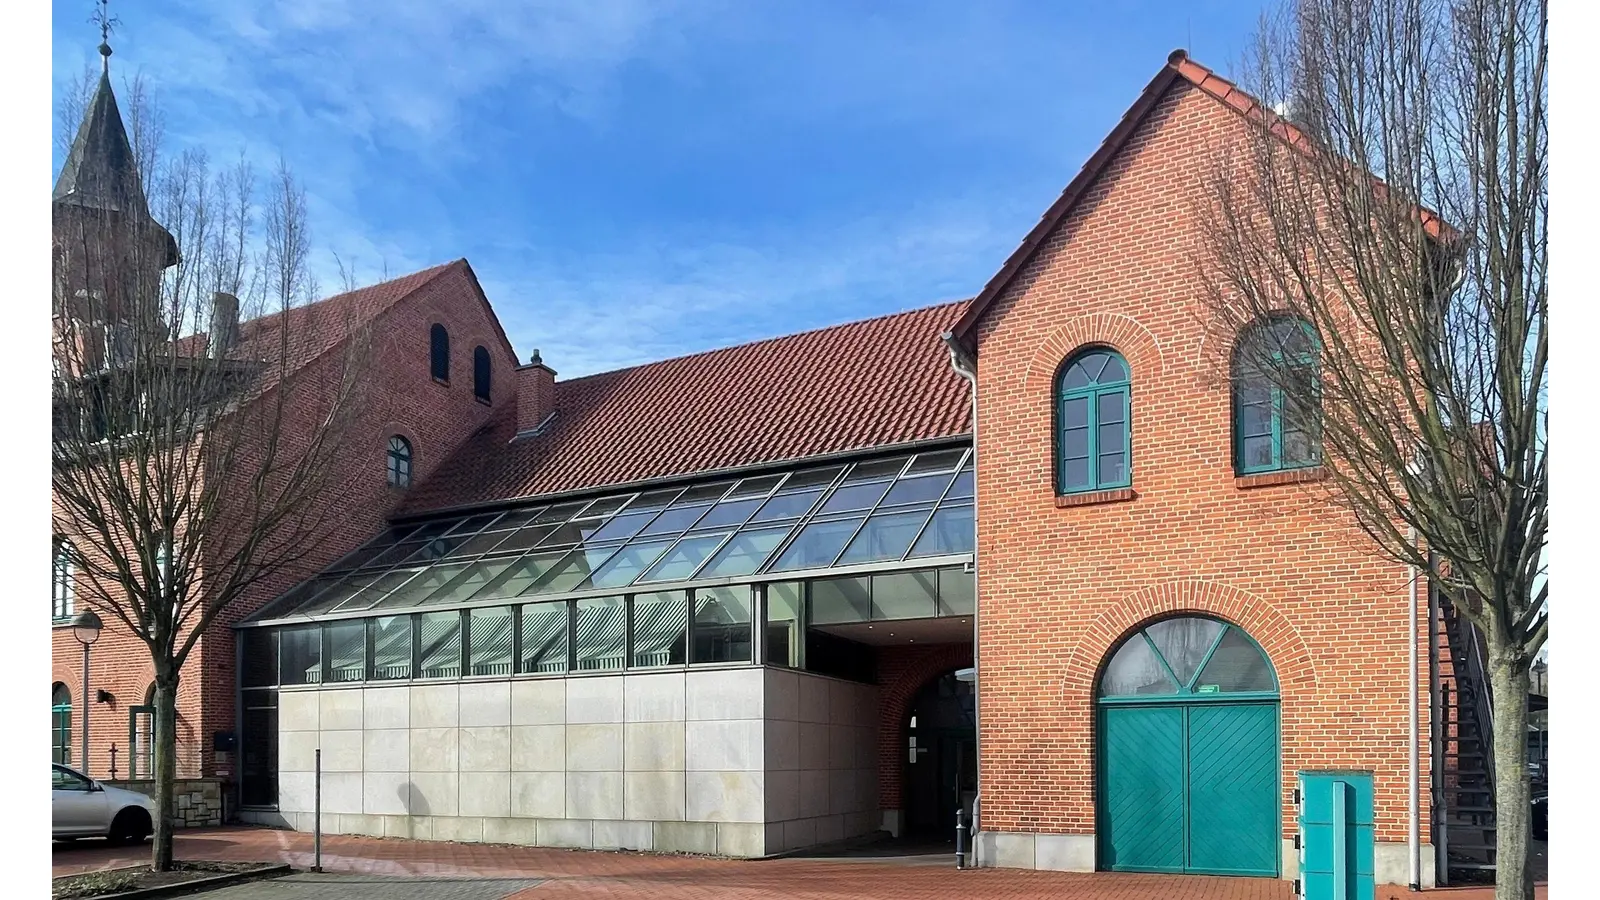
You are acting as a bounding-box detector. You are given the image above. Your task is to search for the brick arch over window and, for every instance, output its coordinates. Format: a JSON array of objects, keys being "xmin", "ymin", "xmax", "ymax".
[
  {"xmin": 1022, "ymin": 312, "xmax": 1164, "ymax": 398},
  {"xmin": 875, "ymin": 642, "xmax": 975, "ymax": 811},
  {"xmin": 1059, "ymin": 579, "xmax": 1317, "ymax": 704}
]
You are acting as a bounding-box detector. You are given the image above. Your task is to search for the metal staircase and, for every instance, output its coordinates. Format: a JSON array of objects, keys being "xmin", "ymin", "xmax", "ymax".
[{"xmin": 1432, "ymin": 590, "xmax": 1498, "ymax": 882}]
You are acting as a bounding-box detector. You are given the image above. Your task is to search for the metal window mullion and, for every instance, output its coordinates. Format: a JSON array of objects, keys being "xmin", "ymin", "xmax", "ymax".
[
  {"xmin": 898, "ymin": 455, "xmax": 968, "ymax": 562},
  {"xmin": 680, "ymin": 528, "xmax": 745, "ymax": 583},
  {"xmin": 460, "ymin": 608, "xmax": 472, "ymax": 676},
  {"xmin": 1186, "ymin": 623, "xmax": 1233, "ymax": 692},
  {"xmin": 1140, "ymin": 631, "xmax": 1185, "ymax": 693},
  {"xmin": 824, "ymin": 476, "xmax": 900, "ymax": 568},
  {"xmin": 753, "ymin": 465, "xmax": 852, "ymax": 575}
]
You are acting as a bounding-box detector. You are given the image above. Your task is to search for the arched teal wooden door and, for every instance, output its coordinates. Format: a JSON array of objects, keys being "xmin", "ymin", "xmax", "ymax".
[{"xmin": 1096, "ymin": 616, "xmax": 1280, "ymax": 877}]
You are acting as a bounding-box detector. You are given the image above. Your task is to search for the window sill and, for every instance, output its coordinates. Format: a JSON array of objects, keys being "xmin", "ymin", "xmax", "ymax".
[
  {"xmin": 474, "ymin": 396, "xmax": 492, "ymax": 407},
  {"xmin": 1055, "ymin": 487, "xmax": 1137, "ymax": 508},
  {"xmin": 1235, "ymin": 466, "xmax": 1326, "ymax": 489},
  {"xmin": 51, "ymin": 618, "xmax": 75, "ymax": 629},
  {"xmin": 432, "ymin": 376, "xmax": 450, "ymax": 387}
]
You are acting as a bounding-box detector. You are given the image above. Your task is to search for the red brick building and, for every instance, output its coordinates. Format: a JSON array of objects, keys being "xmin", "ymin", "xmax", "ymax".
[{"xmin": 54, "ymin": 50, "xmax": 1480, "ymax": 889}]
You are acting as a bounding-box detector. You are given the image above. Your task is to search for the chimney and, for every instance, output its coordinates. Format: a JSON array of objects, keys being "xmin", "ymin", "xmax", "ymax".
[
  {"xmin": 209, "ymin": 292, "xmax": 240, "ymax": 359},
  {"xmin": 515, "ymin": 349, "xmax": 557, "ymax": 437}
]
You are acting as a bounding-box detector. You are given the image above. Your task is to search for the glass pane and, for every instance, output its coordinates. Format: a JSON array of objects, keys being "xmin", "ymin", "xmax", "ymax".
[
  {"xmin": 574, "ymin": 596, "xmax": 625, "ymax": 671},
  {"xmin": 1098, "ymin": 390, "xmax": 1126, "ymax": 425},
  {"xmin": 1098, "ymin": 453, "xmax": 1128, "ymax": 486},
  {"xmin": 1100, "ymin": 354, "xmax": 1128, "ymax": 383},
  {"xmin": 422, "ymin": 559, "xmax": 514, "ymax": 606},
  {"xmin": 484, "ymin": 508, "xmax": 543, "ymax": 531},
  {"xmin": 370, "ymin": 616, "xmax": 412, "ymax": 680},
  {"xmin": 578, "ymin": 496, "xmax": 631, "ymax": 518},
  {"xmin": 1241, "ymin": 435, "xmax": 1274, "ymax": 469},
  {"xmin": 625, "ymin": 488, "xmax": 685, "ymax": 511},
  {"xmin": 699, "ymin": 526, "xmax": 788, "ymax": 577},
  {"xmin": 1239, "ymin": 398, "xmax": 1273, "ymax": 438},
  {"xmin": 293, "ymin": 573, "xmax": 378, "ymax": 615},
  {"xmin": 881, "ymin": 473, "xmax": 955, "ymax": 507},
  {"xmin": 837, "ymin": 509, "xmax": 932, "ymax": 564},
  {"xmin": 417, "ymin": 611, "xmax": 463, "ymax": 679},
  {"xmin": 638, "ymin": 504, "xmax": 712, "ymax": 537},
  {"xmin": 1283, "ymin": 428, "xmax": 1317, "ymax": 466},
  {"xmin": 691, "ymin": 586, "xmax": 752, "ymax": 664},
  {"xmin": 811, "ymin": 576, "xmax": 871, "ymax": 625},
  {"xmin": 447, "ymin": 528, "xmax": 518, "ymax": 557},
  {"xmin": 674, "ymin": 482, "xmax": 735, "ymax": 504},
  {"xmin": 474, "ymin": 552, "xmax": 566, "ymax": 601},
  {"xmin": 241, "ymin": 629, "xmax": 279, "ymax": 687},
  {"xmin": 1194, "ymin": 627, "xmax": 1276, "ymax": 693},
  {"xmin": 1143, "ymin": 618, "xmax": 1224, "ymax": 688},
  {"xmin": 482, "ymin": 524, "xmax": 560, "ymax": 556},
  {"xmin": 279, "ymin": 626, "xmax": 322, "ymax": 686},
  {"xmin": 529, "ymin": 545, "xmax": 617, "ymax": 595},
  {"xmin": 765, "ymin": 582, "xmax": 803, "ymax": 668},
  {"xmin": 944, "ymin": 469, "xmax": 974, "ymax": 501},
  {"xmin": 1098, "ymin": 418, "xmax": 1126, "ymax": 454},
  {"xmin": 906, "ymin": 449, "xmax": 966, "ymax": 474},
  {"xmin": 728, "ymin": 475, "xmax": 784, "ymax": 498},
  {"xmin": 908, "ymin": 504, "xmax": 974, "ymax": 558},
  {"xmin": 845, "ymin": 458, "xmax": 908, "ymax": 481},
  {"xmin": 1098, "ymin": 635, "xmax": 1176, "ymax": 696},
  {"xmin": 520, "ymin": 602, "xmax": 569, "ymax": 673},
  {"xmin": 443, "ymin": 514, "xmax": 501, "ymax": 535},
  {"xmin": 781, "ymin": 467, "xmax": 844, "ymax": 490},
  {"xmin": 638, "ymin": 532, "xmax": 731, "ymax": 583},
  {"xmin": 1060, "ymin": 395, "xmax": 1089, "ymax": 429},
  {"xmin": 631, "ymin": 591, "xmax": 687, "ymax": 667},
  {"xmin": 325, "ymin": 621, "xmax": 366, "ymax": 682},
  {"xmin": 817, "ymin": 481, "xmax": 892, "ymax": 515},
  {"xmin": 354, "ymin": 567, "xmax": 443, "ymax": 610},
  {"xmin": 469, "ymin": 607, "xmax": 515, "ymax": 676},
  {"xmin": 586, "ymin": 510, "xmax": 659, "ymax": 544},
  {"xmin": 939, "ymin": 567, "xmax": 975, "ymax": 616},
  {"xmin": 692, "ymin": 498, "xmax": 763, "ymax": 531},
  {"xmin": 871, "ymin": 570, "xmax": 939, "ymax": 619},
  {"xmin": 589, "ymin": 539, "xmax": 674, "ymax": 588},
  {"xmin": 1061, "ymin": 457, "xmax": 1090, "ymax": 490},
  {"xmin": 535, "ymin": 502, "xmax": 589, "ymax": 524},
  {"xmin": 1061, "ymin": 358, "xmax": 1092, "ymax": 390},
  {"xmin": 1061, "ymin": 426, "xmax": 1089, "ymax": 460},
  {"xmin": 750, "ymin": 489, "xmax": 823, "ymax": 522},
  {"xmin": 769, "ymin": 517, "xmax": 861, "ymax": 571}
]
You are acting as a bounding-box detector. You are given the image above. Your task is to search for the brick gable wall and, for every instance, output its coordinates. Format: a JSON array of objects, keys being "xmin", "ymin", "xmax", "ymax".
[{"xmin": 968, "ymin": 80, "xmax": 1430, "ymax": 845}]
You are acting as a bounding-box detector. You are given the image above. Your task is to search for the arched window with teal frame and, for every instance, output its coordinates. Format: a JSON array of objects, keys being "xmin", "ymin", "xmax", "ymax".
[
  {"xmin": 1232, "ymin": 316, "xmax": 1321, "ymax": 474},
  {"xmin": 52, "ymin": 682, "xmax": 72, "ymax": 766},
  {"xmin": 1055, "ymin": 347, "xmax": 1131, "ymax": 494},
  {"xmin": 1096, "ymin": 615, "xmax": 1278, "ymax": 699}
]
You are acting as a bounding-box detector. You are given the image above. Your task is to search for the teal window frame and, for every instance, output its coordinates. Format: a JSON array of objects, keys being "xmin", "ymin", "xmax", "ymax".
[
  {"xmin": 1232, "ymin": 318, "xmax": 1321, "ymax": 475},
  {"xmin": 1096, "ymin": 616, "xmax": 1279, "ymax": 703},
  {"xmin": 52, "ymin": 538, "xmax": 75, "ymax": 621},
  {"xmin": 52, "ymin": 683, "xmax": 72, "ymax": 766},
  {"xmin": 1055, "ymin": 347, "xmax": 1132, "ymax": 494}
]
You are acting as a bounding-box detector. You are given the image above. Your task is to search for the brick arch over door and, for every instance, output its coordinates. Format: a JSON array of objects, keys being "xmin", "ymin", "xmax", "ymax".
[
  {"xmin": 875, "ymin": 642, "xmax": 975, "ymax": 811},
  {"xmin": 1021, "ymin": 312, "xmax": 1165, "ymax": 398}
]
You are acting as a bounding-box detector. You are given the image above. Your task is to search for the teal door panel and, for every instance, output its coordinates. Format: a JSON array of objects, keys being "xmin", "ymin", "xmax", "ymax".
[
  {"xmin": 1297, "ymin": 772, "xmax": 1376, "ymax": 900},
  {"xmin": 1098, "ymin": 705, "xmax": 1186, "ymax": 872},
  {"xmin": 1186, "ymin": 703, "xmax": 1280, "ymax": 876}
]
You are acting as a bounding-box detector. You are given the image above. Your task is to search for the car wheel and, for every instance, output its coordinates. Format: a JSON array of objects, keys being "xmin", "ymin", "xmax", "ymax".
[{"xmin": 107, "ymin": 808, "xmax": 152, "ymax": 846}]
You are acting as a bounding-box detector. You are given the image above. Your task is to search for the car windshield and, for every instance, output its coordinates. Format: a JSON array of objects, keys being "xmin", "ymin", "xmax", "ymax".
[{"xmin": 52, "ymin": 765, "xmax": 90, "ymax": 790}]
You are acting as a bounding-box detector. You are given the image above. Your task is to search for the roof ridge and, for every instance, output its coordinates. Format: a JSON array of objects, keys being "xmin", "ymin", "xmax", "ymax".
[{"xmin": 556, "ymin": 297, "xmax": 971, "ymax": 386}]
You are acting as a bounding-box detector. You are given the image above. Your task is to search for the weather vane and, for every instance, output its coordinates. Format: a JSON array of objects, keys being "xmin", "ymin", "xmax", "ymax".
[{"xmin": 90, "ymin": 0, "xmax": 120, "ymax": 69}]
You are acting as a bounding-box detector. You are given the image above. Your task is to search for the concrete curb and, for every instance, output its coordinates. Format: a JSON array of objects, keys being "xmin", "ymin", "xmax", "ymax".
[{"xmin": 61, "ymin": 863, "xmax": 293, "ymax": 900}]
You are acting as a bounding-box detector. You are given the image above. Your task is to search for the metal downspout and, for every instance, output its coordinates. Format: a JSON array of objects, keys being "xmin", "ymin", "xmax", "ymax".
[
  {"xmin": 941, "ymin": 330, "xmax": 980, "ymax": 860},
  {"xmin": 1409, "ymin": 525, "xmax": 1421, "ymax": 890}
]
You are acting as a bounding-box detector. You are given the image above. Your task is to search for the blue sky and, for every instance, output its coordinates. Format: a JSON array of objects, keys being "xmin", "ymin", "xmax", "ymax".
[{"xmin": 52, "ymin": 1, "xmax": 1267, "ymax": 377}]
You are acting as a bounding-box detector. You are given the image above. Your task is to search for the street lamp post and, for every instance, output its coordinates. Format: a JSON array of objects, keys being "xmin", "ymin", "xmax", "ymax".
[{"xmin": 71, "ymin": 611, "xmax": 102, "ymax": 775}]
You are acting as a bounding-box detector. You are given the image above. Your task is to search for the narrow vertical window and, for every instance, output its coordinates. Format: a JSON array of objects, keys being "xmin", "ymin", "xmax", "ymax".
[
  {"xmin": 51, "ymin": 683, "xmax": 72, "ymax": 766},
  {"xmin": 1055, "ymin": 348, "xmax": 1132, "ymax": 494},
  {"xmin": 473, "ymin": 346, "xmax": 491, "ymax": 403},
  {"xmin": 387, "ymin": 436, "xmax": 413, "ymax": 488},
  {"xmin": 53, "ymin": 538, "xmax": 75, "ymax": 620},
  {"xmin": 429, "ymin": 324, "xmax": 450, "ymax": 382},
  {"xmin": 1232, "ymin": 317, "xmax": 1321, "ymax": 474}
]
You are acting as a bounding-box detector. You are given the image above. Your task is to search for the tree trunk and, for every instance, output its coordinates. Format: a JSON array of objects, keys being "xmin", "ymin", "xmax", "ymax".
[
  {"xmin": 1487, "ymin": 654, "xmax": 1532, "ymax": 900},
  {"xmin": 150, "ymin": 673, "xmax": 180, "ymax": 872}
]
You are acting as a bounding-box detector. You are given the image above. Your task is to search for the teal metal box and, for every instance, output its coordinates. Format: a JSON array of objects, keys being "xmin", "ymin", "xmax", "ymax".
[{"xmin": 1296, "ymin": 770, "xmax": 1375, "ymax": 900}]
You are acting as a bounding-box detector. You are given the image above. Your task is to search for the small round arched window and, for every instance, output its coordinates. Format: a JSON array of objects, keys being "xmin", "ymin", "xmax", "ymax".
[
  {"xmin": 1097, "ymin": 616, "xmax": 1277, "ymax": 698},
  {"xmin": 387, "ymin": 436, "xmax": 413, "ymax": 488}
]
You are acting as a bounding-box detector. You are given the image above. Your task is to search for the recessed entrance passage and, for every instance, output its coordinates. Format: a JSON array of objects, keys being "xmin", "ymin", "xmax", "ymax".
[
  {"xmin": 1096, "ymin": 616, "xmax": 1280, "ymax": 877},
  {"xmin": 904, "ymin": 671, "xmax": 976, "ymax": 839}
]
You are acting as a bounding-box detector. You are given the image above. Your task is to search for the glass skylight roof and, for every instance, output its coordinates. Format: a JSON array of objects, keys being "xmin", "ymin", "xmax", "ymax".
[{"xmin": 254, "ymin": 446, "xmax": 975, "ymax": 622}]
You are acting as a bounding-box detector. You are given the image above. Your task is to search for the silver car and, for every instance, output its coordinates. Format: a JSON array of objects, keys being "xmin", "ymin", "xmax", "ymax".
[{"xmin": 52, "ymin": 763, "xmax": 156, "ymax": 844}]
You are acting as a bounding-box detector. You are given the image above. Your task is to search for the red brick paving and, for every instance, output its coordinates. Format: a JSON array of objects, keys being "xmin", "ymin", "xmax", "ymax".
[{"xmin": 51, "ymin": 827, "xmax": 1545, "ymax": 899}]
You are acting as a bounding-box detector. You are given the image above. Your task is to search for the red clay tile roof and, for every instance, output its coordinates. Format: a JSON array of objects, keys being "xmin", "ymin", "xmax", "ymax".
[
  {"xmin": 402, "ymin": 301, "xmax": 973, "ymax": 514},
  {"xmin": 949, "ymin": 50, "xmax": 1449, "ymax": 345}
]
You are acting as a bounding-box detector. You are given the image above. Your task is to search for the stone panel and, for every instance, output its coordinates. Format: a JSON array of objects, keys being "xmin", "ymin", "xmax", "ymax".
[
  {"xmin": 685, "ymin": 719, "xmax": 762, "ymax": 772},
  {"xmin": 624, "ymin": 721, "xmax": 685, "ymax": 772},
  {"xmin": 685, "ymin": 669, "xmax": 764, "ymax": 720},
  {"xmin": 624, "ymin": 770, "xmax": 685, "ymax": 821},
  {"xmin": 511, "ymin": 724, "xmax": 566, "ymax": 771},
  {"xmin": 460, "ymin": 726, "xmax": 511, "ymax": 771},
  {"xmin": 624, "ymin": 672, "xmax": 685, "ymax": 722},
  {"xmin": 279, "ymin": 691, "xmax": 320, "ymax": 732},
  {"xmin": 410, "ymin": 727, "xmax": 460, "ymax": 772},
  {"xmin": 364, "ymin": 728, "xmax": 409, "ymax": 773},
  {"xmin": 362, "ymin": 772, "xmax": 411, "ymax": 816},
  {"xmin": 410, "ymin": 683, "xmax": 460, "ymax": 728},
  {"xmin": 407, "ymin": 772, "xmax": 458, "ymax": 817},
  {"xmin": 685, "ymin": 771, "xmax": 763, "ymax": 823},
  {"xmin": 566, "ymin": 724, "xmax": 623, "ymax": 771},
  {"xmin": 510, "ymin": 679, "xmax": 565, "ymax": 725},
  {"xmin": 458, "ymin": 772, "xmax": 511, "ymax": 817},
  {"xmin": 459, "ymin": 681, "xmax": 511, "ymax": 727},
  {"xmin": 653, "ymin": 821, "xmax": 716, "ymax": 855},
  {"xmin": 567, "ymin": 676, "xmax": 624, "ymax": 724},
  {"xmin": 363, "ymin": 687, "xmax": 410, "ymax": 730},
  {"xmin": 319, "ymin": 690, "xmax": 364, "ymax": 731},
  {"xmin": 593, "ymin": 819, "xmax": 654, "ymax": 851},
  {"xmin": 510, "ymin": 771, "xmax": 564, "ymax": 819},
  {"xmin": 321, "ymin": 729, "xmax": 364, "ymax": 773},
  {"xmin": 567, "ymin": 771, "xmax": 624, "ymax": 820}
]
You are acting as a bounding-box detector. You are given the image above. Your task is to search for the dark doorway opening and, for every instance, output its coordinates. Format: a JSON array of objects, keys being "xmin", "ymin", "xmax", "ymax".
[{"xmin": 903, "ymin": 670, "xmax": 976, "ymax": 840}]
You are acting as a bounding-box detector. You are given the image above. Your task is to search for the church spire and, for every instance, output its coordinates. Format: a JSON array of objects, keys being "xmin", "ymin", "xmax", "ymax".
[{"xmin": 53, "ymin": 0, "xmax": 151, "ymax": 219}]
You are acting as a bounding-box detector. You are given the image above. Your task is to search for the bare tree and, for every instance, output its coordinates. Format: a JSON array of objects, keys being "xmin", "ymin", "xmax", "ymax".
[
  {"xmin": 52, "ymin": 86, "xmax": 372, "ymax": 870},
  {"xmin": 1193, "ymin": 1, "xmax": 1545, "ymax": 896}
]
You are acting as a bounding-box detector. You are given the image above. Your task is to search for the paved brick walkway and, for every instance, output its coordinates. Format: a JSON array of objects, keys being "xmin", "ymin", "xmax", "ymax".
[{"xmin": 51, "ymin": 827, "xmax": 1545, "ymax": 900}]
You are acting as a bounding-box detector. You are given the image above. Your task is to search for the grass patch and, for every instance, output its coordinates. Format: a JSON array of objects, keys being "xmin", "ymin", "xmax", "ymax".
[{"xmin": 53, "ymin": 862, "xmax": 262, "ymax": 899}]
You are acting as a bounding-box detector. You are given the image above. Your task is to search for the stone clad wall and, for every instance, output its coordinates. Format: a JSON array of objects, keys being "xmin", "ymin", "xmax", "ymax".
[
  {"xmin": 270, "ymin": 666, "xmax": 879, "ymax": 857},
  {"xmin": 103, "ymin": 778, "xmax": 224, "ymax": 828}
]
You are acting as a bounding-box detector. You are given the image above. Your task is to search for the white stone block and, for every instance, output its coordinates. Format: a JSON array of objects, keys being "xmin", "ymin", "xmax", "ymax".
[
  {"xmin": 279, "ymin": 691, "xmax": 320, "ymax": 732},
  {"xmin": 796, "ymin": 675, "xmax": 829, "ymax": 724},
  {"xmin": 408, "ymin": 772, "xmax": 458, "ymax": 817},
  {"xmin": 363, "ymin": 686, "xmax": 410, "ymax": 730},
  {"xmin": 409, "ymin": 727, "xmax": 459, "ymax": 772},
  {"xmin": 782, "ymin": 817, "xmax": 817, "ymax": 852},
  {"xmin": 362, "ymin": 772, "xmax": 411, "ymax": 816},
  {"xmin": 321, "ymin": 730, "xmax": 364, "ymax": 773},
  {"xmin": 828, "ymin": 681, "xmax": 858, "ymax": 726},
  {"xmin": 481, "ymin": 816, "xmax": 539, "ymax": 847},
  {"xmin": 624, "ymin": 672, "xmax": 685, "ymax": 722},
  {"xmin": 566, "ymin": 723, "xmax": 623, "ymax": 771},
  {"xmin": 434, "ymin": 815, "xmax": 485, "ymax": 844},
  {"xmin": 567, "ymin": 676, "xmax": 625, "ymax": 724},
  {"xmin": 278, "ymin": 772, "xmax": 314, "ymax": 813},
  {"xmin": 319, "ymin": 689, "xmax": 364, "ymax": 731},
  {"xmin": 364, "ymin": 728, "xmax": 409, "ymax": 773},
  {"xmin": 567, "ymin": 771, "xmax": 624, "ymax": 820},
  {"xmin": 510, "ymin": 772, "xmax": 564, "ymax": 818},
  {"xmin": 511, "ymin": 679, "xmax": 566, "ymax": 725},
  {"xmin": 459, "ymin": 681, "xmax": 511, "ymax": 727},
  {"xmin": 458, "ymin": 772, "xmax": 511, "ymax": 817},
  {"xmin": 763, "ymin": 720, "xmax": 800, "ymax": 772},
  {"xmin": 686, "ymin": 771, "xmax": 764, "ymax": 823},
  {"xmin": 798, "ymin": 724, "xmax": 829, "ymax": 771},
  {"xmin": 827, "ymin": 769, "xmax": 860, "ymax": 815},
  {"xmin": 686, "ymin": 719, "xmax": 763, "ymax": 772},
  {"xmin": 411, "ymin": 684, "xmax": 460, "ymax": 728},
  {"xmin": 827, "ymin": 724, "xmax": 854, "ymax": 770},
  {"xmin": 764, "ymin": 769, "xmax": 800, "ymax": 822},
  {"xmin": 511, "ymin": 724, "xmax": 566, "ymax": 772},
  {"xmin": 625, "ymin": 721, "xmax": 685, "ymax": 771},
  {"xmin": 279, "ymin": 730, "xmax": 318, "ymax": 774},
  {"xmin": 460, "ymin": 726, "xmax": 511, "ymax": 771},
  {"xmin": 1034, "ymin": 834, "xmax": 1095, "ymax": 872},
  {"xmin": 385, "ymin": 815, "xmax": 432, "ymax": 841},
  {"xmin": 798, "ymin": 769, "xmax": 829, "ymax": 818},
  {"xmin": 815, "ymin": 814, "xmax": 843, "ymax": 844},
  {"xmin": 594, "ymin": 819, "xmax": 654, "ymax": 851},
  {"xmin": 988, "ymin": 832, "xmax": 1035, "ymax": 869},
  {"xmin": 1376, "ymin": 841, "xmax": 1436, "ymax": 887},
  {"xmin": 763, "ymin": 669, "xmax": 800, "ymax": 721},
  {"xmin": 653, "ymin": 821, "xmax": 716, "ymax": 855},
  {"xmin": 624, "ymin": 770, "xmax": 685, "ymax": 821},
  {"xmin": 321, "ymin": 773, "xmax": 363, "ymax": 815},
  {"xmin": 716, "ymin": 822, "xmax": 767, "ymax": 858},
  {"xmin": 537, "ymin": 818, "xmax": 593, "ymax": 849},
  {"xmin": 685, "ymin": 669, "xmax": 764, "ymax": 720}
]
